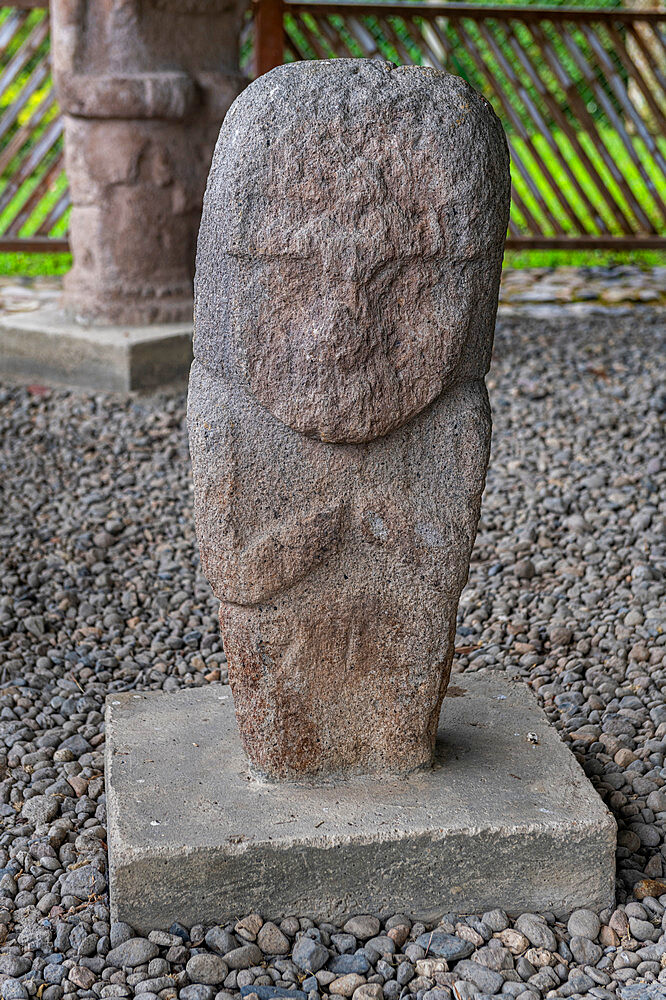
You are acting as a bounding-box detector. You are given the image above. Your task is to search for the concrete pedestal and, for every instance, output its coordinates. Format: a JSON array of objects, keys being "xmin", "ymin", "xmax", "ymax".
[
  {"xmin": 105, "ymin": 674, "xmax": 616, "ymax": 932},
  {"xmin": 0, "ymin": 306, "xmax": 191, "ymax": 391}
]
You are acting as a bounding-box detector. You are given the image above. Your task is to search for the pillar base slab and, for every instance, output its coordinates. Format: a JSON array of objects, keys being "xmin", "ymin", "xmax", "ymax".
[
  {"xmin": 105, "ymin": 674, "xmax": 616, "ymax": 932},
  {"xmin": 0, "ymin": 305, "xmax": 192, "ymax": 391}
]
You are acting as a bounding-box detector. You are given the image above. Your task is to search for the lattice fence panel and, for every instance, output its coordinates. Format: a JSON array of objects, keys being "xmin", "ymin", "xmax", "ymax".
[
  {"xmin": 249, "ymin": 1, "xmax": 666, "ymax": 248},
  {"xmin": 1, "ymin": 2, "xmax": 663, "ymax": 252},
  {"xmin": 0, "ymin": 3, "xmax": 69, "ymax": 252}
]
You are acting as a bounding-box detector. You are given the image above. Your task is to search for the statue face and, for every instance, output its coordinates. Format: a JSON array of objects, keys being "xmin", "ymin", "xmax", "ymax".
[
  {"xmin": 217, "ymin": 67, "xmax": 507, "ymax": 444},
  {"xmin": 246, "ymin": 251, "xmax": 457, "ymax": 445},
  {"xmin": 230, "ymin": 132, "xmax": 463, "ymax": 444}
]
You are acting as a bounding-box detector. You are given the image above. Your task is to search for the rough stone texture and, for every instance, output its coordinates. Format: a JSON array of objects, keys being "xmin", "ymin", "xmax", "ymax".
[
  {"xmin": 188, "ymin": 59, "xmax": 510, "ymax": 779},
  {"xmin": 51, "ymin": 0, "xmax": 247, "ymax": 325},
  {"xmin": 105, "ymin": 674, "xmax": 616, "ymax": 931}
]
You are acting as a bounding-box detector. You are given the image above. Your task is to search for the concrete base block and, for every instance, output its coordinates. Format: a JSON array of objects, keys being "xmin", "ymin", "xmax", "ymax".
[
  {"xmin": 0, "ymin": 306, "xmax": 192, "ymax": 391},
  {"xmin": 105, "ymin": 674, "xmax": 616, "ymax": 931}
]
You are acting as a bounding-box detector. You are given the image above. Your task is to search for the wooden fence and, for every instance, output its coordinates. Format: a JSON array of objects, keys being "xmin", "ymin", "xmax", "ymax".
[
  {"xmin": 0, "ymin": 2, "xmax": 68, "ymax": 252},
  {"xmin": 251, "ymin": 0, "xmax": 666, "ymax": 250},
  {"xmin": 0, "ymin": 2, "xmax": 665, "ymax": 252}
]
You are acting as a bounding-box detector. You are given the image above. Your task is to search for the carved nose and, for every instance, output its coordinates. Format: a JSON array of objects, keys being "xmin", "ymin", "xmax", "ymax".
[{"xmin": 308, "ymin": 302, "xmax": 356, "ymax": 360}]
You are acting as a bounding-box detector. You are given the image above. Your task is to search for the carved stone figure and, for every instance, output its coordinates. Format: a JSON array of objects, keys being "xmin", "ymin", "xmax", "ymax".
[
  {"xmin": 188, "ymin": 59, "xmax": 510, "ymax": 779},
  {"xmin": 51, "ymin": 0, "xmax": 247, "ymax": 325}
]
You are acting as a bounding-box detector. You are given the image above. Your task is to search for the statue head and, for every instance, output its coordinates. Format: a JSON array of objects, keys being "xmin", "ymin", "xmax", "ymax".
[{"xmin": 196, "ymin": 59, "xmax": 509, "ymax": 443}]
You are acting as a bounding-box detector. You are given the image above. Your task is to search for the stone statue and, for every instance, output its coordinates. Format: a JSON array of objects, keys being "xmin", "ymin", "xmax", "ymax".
[
  {"xmin": 188, "ymin": 59, "xmax": 510, "ymax": 780},
  {"xmin": 51, "ymin": 0, "xmax": 247, "ymax": 325}
]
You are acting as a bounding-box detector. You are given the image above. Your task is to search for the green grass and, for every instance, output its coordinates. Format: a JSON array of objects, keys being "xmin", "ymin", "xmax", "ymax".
[
  {"xmin": 503, "ymin": 249, "xmax": 666, "ymax": 269},
  {"xmin": 0, "ymin": 248, "xmax": 662, "ymax": 277},
  {"xmin": 0, "ymin": 251, "xmax": 71, "ymax": 276}
]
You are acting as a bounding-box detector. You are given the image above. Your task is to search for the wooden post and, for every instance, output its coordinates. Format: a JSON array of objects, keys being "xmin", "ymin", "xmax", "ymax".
[{"xmin": 254, "ymin": 0, "xmax": 285, "ymax": 78}]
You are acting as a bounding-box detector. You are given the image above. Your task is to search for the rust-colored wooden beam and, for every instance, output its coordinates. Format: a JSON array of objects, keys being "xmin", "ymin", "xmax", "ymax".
[
  {"xmin": 0, "ymin": 236, "xmax": 69, "ymax": 252},
  {"xmin": 285, "ymin": 1, "xmax": 666, "ymax": 25},
  {"xmin": 505, "ymin": 236, "xmax": 666, "ymax": 250},
  {"xmin": 254, "ymin": 0, "xmax": 285, "ymax": 77}
]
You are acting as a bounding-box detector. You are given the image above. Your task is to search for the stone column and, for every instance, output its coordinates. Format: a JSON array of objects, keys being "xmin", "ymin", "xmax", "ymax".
[
  {"xmin": 51, "ymin": 0, "xmax": 247, "ymax": 326},
  {"xmin": 188, "ymin": 60, "xmax": 511, "ymax": 780}
]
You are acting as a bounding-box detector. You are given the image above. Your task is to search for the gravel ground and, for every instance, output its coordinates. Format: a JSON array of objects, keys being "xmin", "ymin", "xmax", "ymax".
[{"xmin": 0, "ymin": 304, "xmax": 665, "ymax": 1000}]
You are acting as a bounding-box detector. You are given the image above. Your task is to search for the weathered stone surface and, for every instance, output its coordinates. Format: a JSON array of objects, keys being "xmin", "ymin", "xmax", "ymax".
[
  {"xmin": 415, "ymin": 932, "xmax": 473, "ymax": 962},
  {"xmin": 328, "ymin": 955, "xmax": 372, "ymax": 975},
  {"xmin": 51, "ymin": 0, "xmax": 247, "ymax": 325},
  {"xmin": 292, "ymin": 937, "xmax": 330, "ymax": 973},
  {"xmin": 205, "ymin": 927, "xmax": 237, "ymax": 955},
  {"xmin": 188, "ymin": 59, "xmax": 510, "ymax": 779},
  {"xmin": 329, "ymin": 974, "xmax": 366, "ymax": 997},
  {"xmin": 186, "ymin": 953, "xmax": 229, "ymax": 985},
  {"xmin": 343, "ymin": 917, "xmax": 380, "ymax": 941},
  {"xmin": 59, "ymin": 864, "xmax": 107, "ymax": 900},
  {"xmin": 256, "ymin": 921, "xmax": 290, "ymax": 955},
  {"xmin": 106, "ymin": 937, "xmax": 159, "ymax": 968},
  {"xmin": 21, "ymin": 794, "xmax": 59, "ymax": 826},
  {"xmin": 223, "ymin": 944, "xmax": 263, "ymax": 970},
  {"xmin": 240, "ymin": 990, "xmax": 307, "ymax": 1000}
]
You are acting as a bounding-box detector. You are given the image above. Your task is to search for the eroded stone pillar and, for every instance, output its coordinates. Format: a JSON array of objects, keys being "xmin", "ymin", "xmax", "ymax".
[
  {"xmin": 51, "ymin": 0, "xmax": 247, "ymax": 325},
  {"xmin": 188, "ymin": 59, "xmax": 510, "ymax": 780}
]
